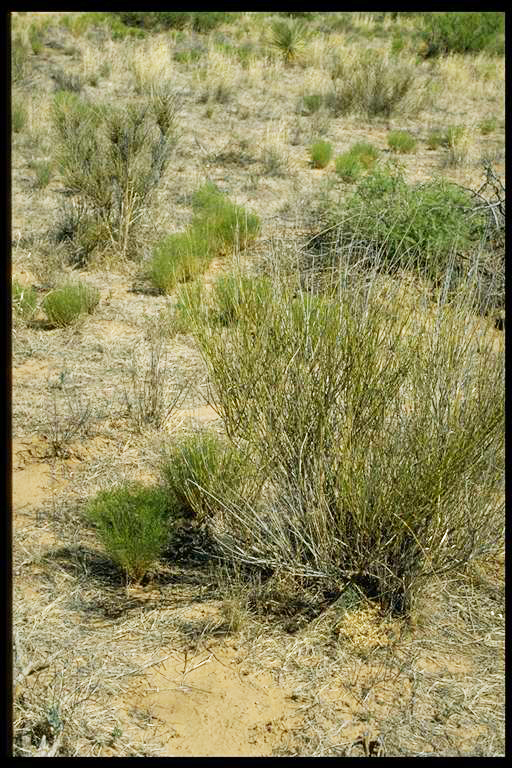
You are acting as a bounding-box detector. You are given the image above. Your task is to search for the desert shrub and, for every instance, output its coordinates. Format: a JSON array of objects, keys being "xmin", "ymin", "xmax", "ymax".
[
  {"xmin": 335, "ymin": 153, "xmax": 362, "ymax": 182},
  {"xmin": 149, "ymin": 231, "xmax": 210, "ymax": 294},
  {"xmin": 12, "ymin": 279, "xmax": 37, "ymax": 321},
  {"xmin": 479, "ymin": 116, "xmax": 497, "ymax": 135},
  {"xmin": 300, "ymin": 92, "xmax": 324, "ymax": 114},
  {"xmin": 419, "ymin": 12, "xmax": 504, "ymax": 57},
  {"xmin": 159, "ymin": 431, "xmax": 259, "ymax": 525},
  {"xmin": 51, "ymin": 87, "xmax": 179, "ymax": 263},
  {"xmin": 326, "ymin": 48, "xmax": 416, "ymax": 119},
  {"xmin": 30, "ymin": 160, "xmax": 52, "ymax": 188},
  {"xmin": 165, "ymin": 281, "xmax": 205, "ymax": 334},
  {"xmin": 270, "ymin": 17, "xmax": 310, "ymax": 63},
  {"xmin": 388, "ymin": 130, "xmax": 417, "ymax": 153},
  {"xmin": 190, "ymin": 182, "xmax": 261, "ymax": 253},
  {"xmin": 11, "ymin": 94, "xmax": 28, "ymax": 133},
  {"xmin": 310, "ymin": 140, "xmax": 333, "ymax": 169},
  {"xmin": 335, "ymin": 142, "xmax": 379, "ymax": 182},
  {"xmin": 11, "ymin": 34, "xmax": 31, "ymax": 83},
  {"xmin": 324, "ymin": 166, "xmax": 490, "ymax": 285},
  {"xmin": 123, "ymin": 332, "xmax": 183, "ymax": 430},
  {"xmin": 87, "ymin": 483, "xmax": 171, "ymax": 582},
  {"xmin": 112, "ymin": 12, "xmax": 238, "ymax": 33},
  {"xmin": 189, "ymin": 266, "xmax": 504, "ymax": 614},
  {"xmin": 148, "ymin": 185, "xmax": 260, "ymax": 294},
  {"xmin": 51, "ymin": 69, "xmax": 84, "ymax": 93},
  {"xmin": 42, "ymin": 281, "xmax": 100, "ymax": 327},
  {"xmin": 210, "ymin": 273, "xmax": 273, "ymax": 326}
]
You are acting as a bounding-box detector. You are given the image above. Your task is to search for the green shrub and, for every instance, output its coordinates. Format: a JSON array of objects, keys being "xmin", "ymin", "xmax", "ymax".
[
  {"xmin": 479, "ymin": 116, "xmax": 497, "ymax": 135},
  {"xmin": 327, "ymin": 166, "xmax": 487, "ymax": 283},
  {"xmin": 42, "ymin": 281, "xmax": 100, "ymax": 327},
  {"xmin": 30, "ymin": 160, "xmax": 52, "ymax": 188},
  {"xmin": 388, "ymin": 130, "xmax": 417, "ymax": 153},
  {"xmin": 335, "ymin": 152, "xmax": 362, "ymax": 182},
  {"xmin": 167, "ymin": 281, "xmax": 205, "ymax": 334},
  {"xmin": 11, "ymin": 95, "xmax": 28, "ymax": 133},
  {"xmin": 191, "ymin": 182, "xmax": 261, "ymax": 253},
  {"xmin": 87, "ymin": 483, "xmax": 171, "ymax": 582},
  {"xmin": 210, "ymin": 273, "xmax": 273, "ymax": 326},
  {"xmin": 301, "ymin": 92, "xmax": 324, "ymax": 114},
  {"xmin": 189, "ymin": 267, "xmax": 504, "ymax": 614},
  {"xmin": 12, "ymin": 279, "xmax": 37, "ymax": 321},
  {"xmin": 149, "ymin": 231, "xmax": 210, "ymax": 295},
  {"xmin": 326, "ymin": 48, "xmax": 415, "ymax": 119},
  {"xmin": 419, "ymin": 12, "xmax": 504, "ymax": 57},
  {"xmin": 310, "ymin": 140, "xmax": 333, "ymax": 169},
  {"xmin": 159, "ymin": 431, "xmax": 258, "ymax": 524},
  {"xmin": 148, "ymin": 185, "xmax": 260, "ymax": 294},
  {"xmin": 335, "ymin": 142, "xmax": 379, "ymax": 182},
  {"xmin": 51, "ymin": 88, "xmax": 179, "ymax": 262}
]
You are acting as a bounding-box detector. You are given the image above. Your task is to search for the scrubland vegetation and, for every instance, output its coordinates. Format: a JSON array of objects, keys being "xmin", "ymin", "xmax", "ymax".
[{"xmin": 12, "ymin": 11, "xmax": 504, "ymax": 757}]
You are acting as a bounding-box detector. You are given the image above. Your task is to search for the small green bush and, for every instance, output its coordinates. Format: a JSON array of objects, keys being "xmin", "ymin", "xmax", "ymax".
[
  {"xmin": 30, "ymin": 160, "xmax": 52, "ymax": 188},
  {"xmin": 11, "ymin": 95, "xmax": 28, "ymax": 133},
  {"xmin": 12, "ymin": 279, "xmax": 37, "ymax": 321},
  {"xmin": 160, "ymin": 431, "xmax": 258, "ymax": 524},
  {"xmin": 479, "ymin": 116, "xmax": 497, "ymax": 135},
  {"xmin": 310, "ymin": 140, "xmax": 333, "ymax": 169},
  {"xmin": 191, "ymin": 182, "xmax": 261, "ymax": 253},
  {"xmin": 210, "ymin": 274, "xmax": 273, "ymax": 326},
  {"xmin": 148, "ymin": 185, "xmax": 260, "ymax": 294},
  {"xmin": 388, "ymin": 130, "xmax": 417, "ymax": 153},
  {"xmin": 149, "ymin": 231, "xmax": 210, "ymax": 295},
  {"xmin": 335, "ymin": 153, "xmax": 362, "ymax": 182},
  {"xmin": 419, "ymin": 12, "xmax": 504, "ymax": 57},
  {"xmin": 87, "ymin": 483, "xmax": 171, "ymax": 582},
  {"xmin": 328, "ymin": 166, "xmax": 487, "ymax": 282},
  {"xmin": 42, "ymin": 281, "xmax": 100, "ymax": 327},
  {"xmin": 112, "ymin": 12, "xmax": 238, "ymax": 33},
  {"xmin": 301, "ymin": 93, "xmax": 324, "ymax": 114},
  {"xmin": 335, "ymin": 142, "xmax": 379, "ymax": 182}
]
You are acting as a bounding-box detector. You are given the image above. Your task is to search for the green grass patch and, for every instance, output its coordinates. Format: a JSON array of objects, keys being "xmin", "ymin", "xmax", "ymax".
[
  {"xmin": 335, "ymin": 142, "xmax": 379, "ymax": 182},
  {"xmin": 419, "ymin": 12, "xmax": 504, "ymax": 57},
  {"xmin": 12, "ymin": 279, "xmax": 37, "ymax": 322}
]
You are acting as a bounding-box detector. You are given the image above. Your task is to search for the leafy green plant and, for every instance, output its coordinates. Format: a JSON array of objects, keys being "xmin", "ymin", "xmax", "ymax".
[
  {"xmin": 419, "ymin": 12, "xmax": 504, "ymax": 57},
  {"xmin": 12, "ymin": 279, "xmax": 37, "ymax": 321},
  {"xmin": 42, "ymin": 281, "xmax": 100, "ymax": 327},
  {"xmin": 270, "ymin": 17, "xmax": 310, "ymax": 63},
  {"xmin": 51, "ymin": 88, "xmax": 179, "ymax": 263},
  {"xmin": 388, "ymin": 130, "xmax": 417, "ymax": 153},
  {"xmin": 189, "ymin": 265, "xmax": 504, "ymax": 615},
  {"xmin": 310, "ymin": 140, "xmax": 333, "ymax": 169},
  {"xmin": 325, "ymin": 165, "xmax": 488, "ymax": 284},
  {"xmin": 87, "ymin": 483, "xmax": 171, "ymax": 582},
  {"xmin": 159, "ymin": 431, "xmax": 259, "ymax": 524}
]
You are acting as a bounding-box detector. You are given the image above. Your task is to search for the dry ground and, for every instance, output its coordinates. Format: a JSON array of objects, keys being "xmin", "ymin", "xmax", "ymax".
[{"xmin": 11, "ymin": 12, "xmax": 505, "ymax": 756}]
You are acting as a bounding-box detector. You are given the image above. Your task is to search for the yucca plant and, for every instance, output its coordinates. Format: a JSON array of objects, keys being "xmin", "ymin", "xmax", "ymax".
[{"xmin": 270, "ymin": 17, "xmax": 310, "ymax": 63}]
